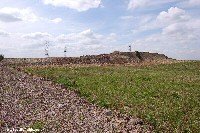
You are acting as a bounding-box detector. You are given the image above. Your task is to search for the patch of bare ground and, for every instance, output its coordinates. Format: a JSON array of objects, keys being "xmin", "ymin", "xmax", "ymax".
[{"xmin": 0, "ymin": 63, "xmax": 153, "ymax": 132}]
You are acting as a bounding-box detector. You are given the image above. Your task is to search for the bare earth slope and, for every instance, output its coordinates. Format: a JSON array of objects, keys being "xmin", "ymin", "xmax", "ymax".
[{"xmin": 0, "ymin": 63, "xmax": 152, "ymax": 132}]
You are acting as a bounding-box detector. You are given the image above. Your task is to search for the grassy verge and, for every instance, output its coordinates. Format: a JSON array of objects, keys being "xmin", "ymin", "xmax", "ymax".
[{"xmin": 25, "ymin": 61, "xmax": 200, "ymax": 132}]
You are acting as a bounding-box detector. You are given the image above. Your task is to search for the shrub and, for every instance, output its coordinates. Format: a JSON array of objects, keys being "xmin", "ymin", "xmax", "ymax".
[
  {"xmin": 135, "ymin": 51, "xmax": 142, "ymax": 60},
  {"xmin": 0, "ymin": 54, "xmax": 4, "ymax": 61}
]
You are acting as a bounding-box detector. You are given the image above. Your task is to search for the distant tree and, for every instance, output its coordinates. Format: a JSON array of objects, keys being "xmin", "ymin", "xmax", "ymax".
[
  {"xmin": 135, "ymin": 51, "xmax": 142, "ymax": 60},
  {"xmin": 0, "ymin": 54, "xmax": 4, "ymax": 61}
]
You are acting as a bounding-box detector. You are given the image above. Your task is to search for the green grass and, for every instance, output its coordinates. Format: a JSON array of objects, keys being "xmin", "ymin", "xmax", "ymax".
[
  {"xmin": 25, "ymin": 61, "xmax": 200, "ymax": 132},
  {"xmin": 29, "ymin": 121, "xmax": 46, "ymax": 132}
]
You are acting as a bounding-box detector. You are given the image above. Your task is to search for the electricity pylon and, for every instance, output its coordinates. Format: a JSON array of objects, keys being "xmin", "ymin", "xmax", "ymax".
[
  {"xmin": 64, "ymin": 46, "xmax": 67, "ymax": 57},
  {"xmin": 45, "ymin": 41, "xmax": 49, "ymax": 57},
  {"xmin": 129, "ymin": 45, "xmax": 132, "ymax": 52}
]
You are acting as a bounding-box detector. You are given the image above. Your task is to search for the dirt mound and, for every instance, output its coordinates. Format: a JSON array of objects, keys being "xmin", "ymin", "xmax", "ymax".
[{"xmin": 3, "ymin": 51, "xmax": 172, "ymax": 67}]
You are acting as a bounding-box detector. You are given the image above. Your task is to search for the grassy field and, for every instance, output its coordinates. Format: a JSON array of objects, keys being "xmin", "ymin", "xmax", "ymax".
[{"xmin": 25, "ymin": 61, "xmax": 200, "ymax": 132}]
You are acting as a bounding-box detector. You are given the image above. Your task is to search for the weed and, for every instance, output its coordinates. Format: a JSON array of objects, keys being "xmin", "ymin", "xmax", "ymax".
[{"xmin": 29, "ymin": 121, "xmax": 45, "ymax": 132}]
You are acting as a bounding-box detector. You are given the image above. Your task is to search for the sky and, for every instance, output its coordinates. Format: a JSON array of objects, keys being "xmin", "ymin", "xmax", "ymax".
[{"xmin": 0, "ymin": 0, "xmax": 200, "ymax": 60}]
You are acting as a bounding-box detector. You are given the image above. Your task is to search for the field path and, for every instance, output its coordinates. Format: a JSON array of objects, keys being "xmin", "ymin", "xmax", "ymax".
[{"xmin": 0, "ymin": 64, "xmax": 152, "ymax": 132}]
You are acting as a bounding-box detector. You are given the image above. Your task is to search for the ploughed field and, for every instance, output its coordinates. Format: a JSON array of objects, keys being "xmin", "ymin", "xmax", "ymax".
[{"xmin": 25, "ymin": 61, "xmax": 200, "ymax": 132}]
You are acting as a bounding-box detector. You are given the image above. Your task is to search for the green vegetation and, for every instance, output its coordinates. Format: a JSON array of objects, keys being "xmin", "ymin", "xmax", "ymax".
[
  {"xmin": 0, "ymin": 54, "xmax": 4, "ymax": 61},
  {"xmin": 25, "ymin": 61, "xmax": 200, "ymax": 132},
  {"xmin": 29, "ymin": 121, "xmax": 46, "ymax": 132}
]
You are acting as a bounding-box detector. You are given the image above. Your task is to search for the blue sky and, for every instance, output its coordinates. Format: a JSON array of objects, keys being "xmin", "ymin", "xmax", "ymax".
[{"xmin": 0, "ymin": 0, "xmax": 200, "ymax": 59}]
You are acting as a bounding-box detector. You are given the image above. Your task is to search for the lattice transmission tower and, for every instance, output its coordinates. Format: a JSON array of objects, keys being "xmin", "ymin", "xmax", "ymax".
[
  {"xmin": 129, "ymin": 45, "xmax": 132, "ymax": 52},
  {"xmin": 45, "ymin": 41, "xmax": 49, "ymax": 57},
  {"xmin": 64, "ymin": 46, "xmax": 67, "ymax": 57}
]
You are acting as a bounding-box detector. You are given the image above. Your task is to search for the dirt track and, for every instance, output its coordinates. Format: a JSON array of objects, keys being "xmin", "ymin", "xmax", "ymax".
[{"xmin": 0, "ymin": 63, "xmax": 153, "ymax": 132}]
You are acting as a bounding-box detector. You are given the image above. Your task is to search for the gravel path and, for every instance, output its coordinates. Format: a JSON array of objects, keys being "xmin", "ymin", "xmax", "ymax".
[{"xmin": 0, "ymin": 63, "xmax": 152, "ymax": 133}]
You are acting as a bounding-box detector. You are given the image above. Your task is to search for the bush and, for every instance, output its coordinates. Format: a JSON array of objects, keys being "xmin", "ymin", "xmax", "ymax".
[
  {"xmin": 0, "ymin": 54, "xmax": 4, "ymax": 61},
  {"xmin": 135, "ymin": 51, "xmax": 142, "ymax": 60}
]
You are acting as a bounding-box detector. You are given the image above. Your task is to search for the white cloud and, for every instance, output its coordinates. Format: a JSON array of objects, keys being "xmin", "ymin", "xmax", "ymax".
[
  {"xmin": 161, "ymin": 22, "xmax": 199, "ymax": 45},
  {"xmin": 129, "ymin": 6, "xmax": 200, "ymax": 60},
  {"xmin": 138, "ymin": 7, "xmax": 189, "ymax": 31},
  {"xmin": 0, "ymin": 7, "xmax": 38, "ymax": 22},
  {"xmin": 50, "ymin": 18, "xmax": 62, "ymax": 24},
  {"xmin": 22, "ymin": 32, "xmax": 52, "ymax": 40},
  {"xmin": 42, "ymin": 0, "xmax": 102, "ymax": 12},
  {"xmin": 56, "ymin": 29, "xmax": 114, "ymax": 46},
  {"xmin": 157, "ymin": 7, "xmax": 189, "ymax": 24},
  {"xmin": 162, "ymin": 23, "xmax": 191, "ymax": 36},
  {"xmin": 0, "ymin": 30, "xmax": 10, "ymax": 37},
  {"xmin": 128, "ymin": 0, "xmax": 182, "ymax": 10},
  {"xmin": 0, "ymin": 29, "xmax": 118, "ymax": 58},
  {"xmin": 53, "ymin": 29, "xmax": 118, "ymax": 56},
  {"xmin": 178, "ymin": 0, "xmax": 200, "ymax": 8},
  {"xmin": 107, "ymin": 33, "xmax": 117, "ymax": 42},
  {"xmin": 159, "ymin": 7, "xmax": 198, "ymax": 37},
  {"xmin": 0, "ymin": 13, "xmax": 22, "ymax": 22},
  {"xmin": 0, "ymin": 32, "xmax": 53, "ymax": 58},
  {"xmin": 0, "ymin": 7, "xmax": 63, "ymax": 24},
  {"xmin": 133, "ymin": 25, "xmax": 200, "ymax": 59},
  {"xmin": 120, "ymin": 16, "xmax": 134, "ymax": 20},
  {"xmin": 80, "ymin": 29, "xmax": 95, "ymax": 38},
  {"xmin": 188, "ymin": 0, "xmax": 200, "ymax": 6},
  {"xmin": 128, "ymin": 0, "xmax": 149, "ymax": 10}
]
